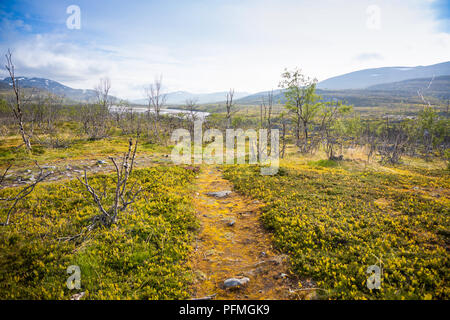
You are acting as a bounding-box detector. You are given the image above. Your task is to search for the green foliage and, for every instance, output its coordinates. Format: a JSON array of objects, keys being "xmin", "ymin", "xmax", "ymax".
[
  {"xmin": 308, "ymin": 159, "xmax": 339, "ymax": 168},
  {"xmin": 224, "ymin": 164, "xmax": 449, "ymax": 299},
  {"xmin": 0, "ymin": 166, "xmax": 198, "ymax": 299},
  {"xmin": 279, "ymin": 68, "xmax": 321, "ymax": 150},
  {"xmin": 416, "ymin": 107, "xmax": 449, "ymax": 149}
]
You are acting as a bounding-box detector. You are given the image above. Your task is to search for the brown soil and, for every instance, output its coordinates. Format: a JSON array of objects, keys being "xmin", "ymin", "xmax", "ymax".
[{"xmin": 190, "ymin": 166, "xmax": 305, "ymax": 300}]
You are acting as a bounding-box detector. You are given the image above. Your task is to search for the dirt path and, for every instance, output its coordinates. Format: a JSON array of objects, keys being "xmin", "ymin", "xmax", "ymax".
[
  {"xmin": 0, "ymin": 154, "xmax": 169, "ymax": 188},
  {"xmin": 190, "ymin": 166, "xmax": 301, "ymax": 300}
]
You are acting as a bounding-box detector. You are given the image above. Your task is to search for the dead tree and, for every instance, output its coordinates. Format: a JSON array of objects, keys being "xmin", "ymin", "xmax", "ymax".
[
  {"xmin": 363, "ymin": 121, "xmax": 378, "ymax": 163},
  {"xmin": 4, "ymin": 49, "xmax": 32, "ymax": 151},
  {"xmin": 77, "ymin": 138, "xmax": 141, "ymax": 228},
  {"xmin": 318, "ymin": 101, "xmax": 342, "ymax": 160},
  {"xmin": 185, "ymin": 98, "xmax": 198, "ymax": 136},
  {"xmin": 95, "ymin": 77, "xmax": 111, "ymax": 109},
  {"xmin": 145, "ymin": 75, "xmax": 167, "ymax": 138},
  {"xmin": 378, "ymin": 124, "xmax": 409, "ymax": 164},
  {"xmin": 225, "ymin": 89, "xmax": 234, "ymax": 129},
  {"xmin": 266, "ymin": 90, "xmax": 273, "ymax": 134},
  {"xmin": 279, "ymin": 112, "xmax": 288, "ymax": 159},
  {"xmin": 260, "ymin": 90, "xmax": 274, "ymax": 130},
  {"xmin": 0, "ymin": 162, "xmax": 52, "ymax": 226},
  {"xmin": 82, "ymin": 78, "xmax": 112, "ymax": 140}
]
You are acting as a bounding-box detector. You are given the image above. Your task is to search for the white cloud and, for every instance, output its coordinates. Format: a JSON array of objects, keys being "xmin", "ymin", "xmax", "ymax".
[{"xmin": 1, "ymin": 0, "xmax": 448, "ymax": 99}]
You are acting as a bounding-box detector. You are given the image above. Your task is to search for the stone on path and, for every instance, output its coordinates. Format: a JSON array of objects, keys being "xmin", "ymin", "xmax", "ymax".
[
  {"xmin": 206, "ymin": 190, "xmax": 232, "ymax": 198},
  {"xmin": 223, "ymin": 277, "xmax": 250, "ymax": 289},
  {"xmin": 70, "ymin": 292, "xmax": 85, "ymax": 300}
]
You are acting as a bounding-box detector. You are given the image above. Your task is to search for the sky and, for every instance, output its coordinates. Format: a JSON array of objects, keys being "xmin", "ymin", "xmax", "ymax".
[{"xmin": 0, "ymin": 0, "xmax": 449, "ymax": 99}]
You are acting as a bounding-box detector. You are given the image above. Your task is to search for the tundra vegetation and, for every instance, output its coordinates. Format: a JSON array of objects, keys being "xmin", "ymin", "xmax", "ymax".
[{"xmin": 0, "ymin": 55, "xmax": 448, "ymax": 299}]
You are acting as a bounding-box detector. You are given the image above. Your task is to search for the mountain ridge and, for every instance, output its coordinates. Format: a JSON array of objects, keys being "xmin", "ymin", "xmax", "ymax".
[
  {"xmin": 1, "ymin": 61, "xmax": 448, "ymax": 105},
  {"xmin": 317, "ymin": 61, "xmax": 450, "ymax": 90}
]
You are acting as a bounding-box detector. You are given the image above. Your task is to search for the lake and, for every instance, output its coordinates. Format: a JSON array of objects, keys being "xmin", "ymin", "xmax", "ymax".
[{"xmin": 109, "ymin": 106, "xmax": 210, "ymax": 119}]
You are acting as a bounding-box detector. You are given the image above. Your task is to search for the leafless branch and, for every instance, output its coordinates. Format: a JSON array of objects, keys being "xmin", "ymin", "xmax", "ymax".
[
  {"xmin": 0, "ymin": 161, "xmax": 52, "ymax": 225},
  {"xmin": 77, "ymin": 138, "xmax": 141, "ymax": 228},
  {"xmin": 4, "ymin": 49, "xmax": 32, "ymax": 151}
]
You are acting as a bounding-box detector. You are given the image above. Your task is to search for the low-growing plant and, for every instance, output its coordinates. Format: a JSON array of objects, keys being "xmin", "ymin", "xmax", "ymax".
[
  {"xmin": 0, "ymin": 166, "xmax": 198, "ymax": 299},
  {"xmin": 224, "ymin": 164, "xmax": 449, "ymax": 299}
]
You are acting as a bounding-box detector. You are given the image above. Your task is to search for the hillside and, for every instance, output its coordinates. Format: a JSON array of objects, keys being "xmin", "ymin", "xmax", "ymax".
[
  {"xmin": 0, "ymin": 77, "xmax": 104, "ymax": 103},
  {"xmin": 233, "ymin": 76, "xmax": 449, "ymax": 107},
  {"xmin": 367, "ymin": 76, "xmax": 450, "ymax": 100},
  {"xmin": 233, "ymin": 88, "xmax": 425, "ymax": 107},
  {"xmin": 317, "ymin": 61, "xmax": 450, "ymax": 90},
  {"xmin": 2, "ymin": 62, "xmax": 448, "ymax": 107}
]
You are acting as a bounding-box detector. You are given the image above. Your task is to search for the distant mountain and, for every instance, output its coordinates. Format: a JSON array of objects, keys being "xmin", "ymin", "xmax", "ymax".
[
  {"xmin": 2, "ymin": 61, "xmax": 448, "ymax": 107},
  {"xmin": 233, "ymin": 89, "xmax": 285, "ymax": 105},
  {"xmin": 0, "ymin": 77, "xmax": 105, "ymax": 103},
  {"xmin": 234, "ymin": 76, "xmax": 450, "ymax": 107},
  {"xmin": 367, "ymin": 76, "xmax": 450, "ymax": 99},
  {"xmin": 318, "ymin": 61, "xmax": 450, "ymax": 90},
  {"xmin": 0, "ymin": 81, "xmax": 10, "ymax": 90},
  {"xmin": 132, "ymin": 90, "xmax": 251, "ymax": 105}
]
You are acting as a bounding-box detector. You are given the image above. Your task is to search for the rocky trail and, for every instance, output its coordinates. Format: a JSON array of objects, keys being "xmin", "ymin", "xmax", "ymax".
[
  {"xmin": 0, "ymin": 153, "xmax": 171, "ymax": 188},
  {"xmin": 190, "ymin": 167, "xmax": 305, "ymax": 300},
  {"xmin": 2, "ymin": 154, "xmax": 315, "ymax": 299}
]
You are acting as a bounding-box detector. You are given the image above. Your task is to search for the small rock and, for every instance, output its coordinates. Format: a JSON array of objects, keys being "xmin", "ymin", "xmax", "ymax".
[
  {"xmin": 206, "ymin": 191, "xmax": 232, "ymax": 198},
  {"xmin": 70, "ymin": 292, "xmax": 85, "ymax": 300},
  {"xmin": 223, "ymin": 277, "xmax": 250, "ymax": 289}
]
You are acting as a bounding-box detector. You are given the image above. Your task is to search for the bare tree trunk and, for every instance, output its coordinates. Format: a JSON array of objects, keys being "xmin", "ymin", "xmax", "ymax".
[
  {"xmin": 226, "ymin": 89, "xmax": 234, "ymax": 129},
  {"xmin": 5, "ymin": 49, "xmax": 32, "ymax": 151},
  {"xmin": 77, "ymin": 138, "xmax": 141, "ymax": 228},
  {"xmin": 1, "ymin": 162, "xmax": 52, "ymax": 225},
  {"xmin": 267, "ymin": 90, "xmax": 273, "ymax": 138},
  {"xmin": 145, "ymin": 75, "xmax": 167, "ymax": 140},
  {"xmin": 185, "ymin": 98, "xmax": 198, "ymax": 137},
  {"xmin": 281, "ymin": 120, "xmax": 287, "ymax": 159}
]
